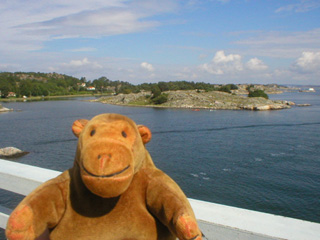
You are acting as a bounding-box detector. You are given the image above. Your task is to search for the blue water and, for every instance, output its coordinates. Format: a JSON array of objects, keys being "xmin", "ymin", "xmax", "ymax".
[{"xmin": 0, "ymin": 90, "xmax": 320, "ymax": 238}]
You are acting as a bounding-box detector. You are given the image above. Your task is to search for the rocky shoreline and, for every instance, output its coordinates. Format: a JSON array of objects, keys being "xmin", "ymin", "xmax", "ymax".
[
  {"xmin": 0, "ymin": 147, "xmax": 29, "ymax": 158},
  {"xmin": 92, "ymin": 90, "xmax": 296, "ymax": 111}
]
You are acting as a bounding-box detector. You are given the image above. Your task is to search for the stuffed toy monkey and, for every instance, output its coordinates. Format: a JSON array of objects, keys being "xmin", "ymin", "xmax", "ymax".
[{"xmin": 6, "ymin": 113, "xmax": 202, "ymax": 240}]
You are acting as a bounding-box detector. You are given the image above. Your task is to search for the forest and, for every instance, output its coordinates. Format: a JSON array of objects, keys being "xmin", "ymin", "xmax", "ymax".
[
  {"xmin": 0, "ymin": 72, "xmax": 88, "ymax": 97},
  {"xmin": 0, "ymin": 72, "xmax": 239, "ymax": 97}
]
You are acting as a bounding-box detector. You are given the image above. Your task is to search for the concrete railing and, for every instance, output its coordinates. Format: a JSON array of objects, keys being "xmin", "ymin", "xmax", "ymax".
[{"xmin": 0, "ymin": 158, "xmax": 320, "ymax": 240}]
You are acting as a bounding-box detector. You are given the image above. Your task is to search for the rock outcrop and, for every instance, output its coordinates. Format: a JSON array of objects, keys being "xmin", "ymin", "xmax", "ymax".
[
  {"xmin": 93, "ymin": 90, "xmax": 295, "ymax": 111},
  {"xmin": 0, "ymin": 104, "xmax": 12, "ymax": 112},
  {"xmin": 0, "ymin": 147, "xmax": 29, "ymax": 158}
]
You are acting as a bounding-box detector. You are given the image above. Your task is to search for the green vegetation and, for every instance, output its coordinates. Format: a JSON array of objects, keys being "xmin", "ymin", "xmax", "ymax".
[
  {"xmin": 0, "ymin": 72, "xmax": 226, "ymax": 98},
  {"xmin": 0, "ymin": 72, "xmax": 138, "ymax": 98},
  {"xmin": 151, "ymin": 93, "xmax": 168, "ymax": 105},
  {"xmin": 116, "ymin": 80, "xmax": 220, "ymax": 94},
  {"xmin": 151, "ymin": 85, "xmax": 161, "ymax": 98},
  {"xmin": 0, "ymin": 71, "xmax": 275, "ymax": 102},
  {"xmin": 217, "ymin": 84, "xmax": 238, "ymax": 93},
  {"xmin": 0, "ymin": 72, "xmax": 86, "ymax": 98},
  {"xmin": 248, "ymin": 89, "xmax": 269, "ymax": 99}
]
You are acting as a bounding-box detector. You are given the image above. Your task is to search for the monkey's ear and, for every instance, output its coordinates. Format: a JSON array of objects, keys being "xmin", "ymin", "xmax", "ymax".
[
  {"xmin": 138, "ymin": 125, "xmax": 152, "ymax": 144},
  {"xmin": 72, "ymin": 119, "xmax": 89, "ymax": 138}
]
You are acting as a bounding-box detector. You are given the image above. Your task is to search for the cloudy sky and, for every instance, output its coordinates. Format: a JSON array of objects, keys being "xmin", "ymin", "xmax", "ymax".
[{"xmin": 1, "ymin": 0, "xmax": 319, "ymax": 85}]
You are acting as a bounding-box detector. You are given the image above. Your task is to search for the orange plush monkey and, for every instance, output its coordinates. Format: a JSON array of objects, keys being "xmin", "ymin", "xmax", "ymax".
[{"xmin": 6, "ymin": 113, "xmax": 202, "ymax": 240}]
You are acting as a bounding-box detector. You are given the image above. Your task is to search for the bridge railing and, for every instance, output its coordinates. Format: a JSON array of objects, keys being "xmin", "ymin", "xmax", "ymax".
[{"xmin": 0, "ymin": 159, "xmax": 319, "ymax": 240}]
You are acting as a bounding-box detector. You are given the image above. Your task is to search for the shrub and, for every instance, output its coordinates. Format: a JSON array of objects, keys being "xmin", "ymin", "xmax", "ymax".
[
  {"xmin": 228, "ymin": 84, "xmax": 238, "ymax": 90},
  {"xmin": 122, "ymin": 89, "xmax": 132, "ymax": 94},
  {"xmin": 218, "ymin": 85, "xmax": 231, "ymax": 93},
  {"xmin": 248, "ymin": 90, "xmax": 269, "ymax": 99},
  {"xmin": 152, "ymin": 93, "xmax": 168, "ymax": 105},
  {"xmin": 151, "ymin": 85, "xmax": 161, "ymax": 99}
]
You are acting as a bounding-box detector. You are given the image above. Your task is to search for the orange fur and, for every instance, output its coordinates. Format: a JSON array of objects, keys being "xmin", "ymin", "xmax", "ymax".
[{"xmin": 6, "ymin": 113, "xmax": 201, "ymax": 240}]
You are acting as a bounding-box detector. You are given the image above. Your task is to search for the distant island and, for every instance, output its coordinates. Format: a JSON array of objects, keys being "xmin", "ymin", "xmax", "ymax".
[
  {"xmin": 92, "ymin": 89, "xmax": 295, "ymax": 111},
  {"xmin": 0, "ymin": 71, "xmax": 305, "ymax": 110}
]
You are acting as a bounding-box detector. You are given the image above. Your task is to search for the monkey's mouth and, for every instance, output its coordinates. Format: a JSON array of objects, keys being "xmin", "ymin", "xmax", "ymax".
[{"xmin": 81, "ymin": 163, "xmax": 130, "ymax": 178}]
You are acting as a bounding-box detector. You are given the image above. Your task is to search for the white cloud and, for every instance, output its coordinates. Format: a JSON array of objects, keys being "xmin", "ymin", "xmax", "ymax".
[
  {"xmin": 174, "ymin": 67, "xmax": 198, "ymax": 80},
  {"xmin": 15, "ymin": 9, "xmax": 158, "ymax": 40},
  {"xmin": 0, "ymin": 0, "xmax": 178, "ymax": 52},
  {"xmin": 246, "ymin": 58, "xmax": 268, "ymax": 71},
  {"xmin": 275, "ymin": 0, "xmax": 320, "ymax": 13},
  {"xmin": 200, "ymin": 50, "xmax": 243, "ymax": 75},
  {"xmin": 293, "ymin": 51, "xmax": 320, "ymax": 73},
  {"xmin": 62, "ymin": 58, "xmax": 102, "ymax": 69},
  {"xmin": 213, "ymin": 51, "xmax": 241, "ymax": 64},
  {"xmin": 141, "ymin": 62, "xmax": 154, "ymax": 71}
]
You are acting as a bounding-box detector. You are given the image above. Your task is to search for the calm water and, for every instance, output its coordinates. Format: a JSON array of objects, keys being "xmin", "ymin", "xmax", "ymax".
[{"xmin": 0, "ymin": 90, "xmax": 320, "ymax": 237}]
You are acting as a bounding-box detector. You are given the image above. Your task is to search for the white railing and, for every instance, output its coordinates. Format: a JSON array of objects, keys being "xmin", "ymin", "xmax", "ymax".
[{"xmin": 1, "ymin": 159, "xmax": 320, "ymax": 240}]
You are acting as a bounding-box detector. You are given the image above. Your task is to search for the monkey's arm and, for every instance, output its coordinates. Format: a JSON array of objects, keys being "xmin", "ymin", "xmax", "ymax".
[
  {"xmin": 146, "ymin": 169, "xmax": 202, "ymax": 240},
  {"xmin": 6, "ymin": 171, "xmax": 69, "ymax": 240}
]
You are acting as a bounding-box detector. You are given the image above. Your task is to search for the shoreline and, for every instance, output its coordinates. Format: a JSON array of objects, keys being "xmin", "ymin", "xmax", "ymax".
[
  {"xmin": 94, "ymin": 99, "xmax": 292, "ymax": 111},
  {"xmin": 1, "ymin": 89, "xmax": 311, "ymax": 111},
  {"xmin": 0, "ymin": 93, "xmax": 112, "ymax": 102}
]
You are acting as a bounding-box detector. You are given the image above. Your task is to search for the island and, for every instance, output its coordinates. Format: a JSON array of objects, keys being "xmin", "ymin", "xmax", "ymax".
[{"xmin": 92, "ymin": 90, "xmax": 295, "ymax": 111}]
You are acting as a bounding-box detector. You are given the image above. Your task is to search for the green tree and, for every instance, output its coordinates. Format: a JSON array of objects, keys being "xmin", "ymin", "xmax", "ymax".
[
  {"xmin": 158, "ymin": 82, "xmax": 169, "ymax": 92},
  {"xmin": 0, "ymin": 85, "xmax": 10, "ymax": 97},
  {"xmin": 152, "ymin": 93, "xmax": 168, "ymax": 104},
  {"xmin": 218, "ymin": 85, "xmax": 231, "ymax": 93},
  {"xmin": 19, "ymin": 80, "xmax": 33, "ymax": 96},
  {"xmin": 248, "ymin": 89, "xmax": 269, "ymax": 99},
  {"xmin": 228, "ymin": 84, "xmax": 238, "ymax": 90},
  {"xmin": 151, "ymin": 85, "xmax": 161, "ymax": 99},
  {"xmin": 217, "ymin": 84, "xmax": 238, "ymax": 93}
]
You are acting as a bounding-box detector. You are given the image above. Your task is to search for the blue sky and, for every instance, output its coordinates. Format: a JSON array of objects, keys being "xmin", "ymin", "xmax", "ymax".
[{"xmin": 0, "ymin": 0, "xmax": 319, "ymax": 85}]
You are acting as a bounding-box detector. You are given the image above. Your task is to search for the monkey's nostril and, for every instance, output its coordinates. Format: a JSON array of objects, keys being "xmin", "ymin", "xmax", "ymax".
[{"xmin": 98, "ymin": 154, "xmax": 111, "ymax": 160}]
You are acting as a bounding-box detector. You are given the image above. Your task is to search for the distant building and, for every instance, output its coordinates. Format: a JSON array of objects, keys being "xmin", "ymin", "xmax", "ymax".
[
  {"xmin": 87, "ymin": 86, "xmax": 96, "ymax": 91},
  {"xmin": 77, "ymin": 83, "xmax": 86, "ymax": 87},
  {"xmin": 7, "ymin": 92, "xmax": 16, "ymax": 97}
]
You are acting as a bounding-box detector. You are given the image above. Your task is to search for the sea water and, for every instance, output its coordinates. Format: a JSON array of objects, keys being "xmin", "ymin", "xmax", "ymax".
[{"xmin": 0, "ymin": 90, "xmax": 319, "ymax": 238}]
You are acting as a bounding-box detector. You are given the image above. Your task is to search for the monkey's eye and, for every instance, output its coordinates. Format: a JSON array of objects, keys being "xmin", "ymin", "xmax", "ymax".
[
  {"xmin": 122, "ymin": 131, "xmax": 127, "ymax": 138},
  {"xmin": 90, "ymin": 129, "xmax": 96, "ymax": 136}
]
